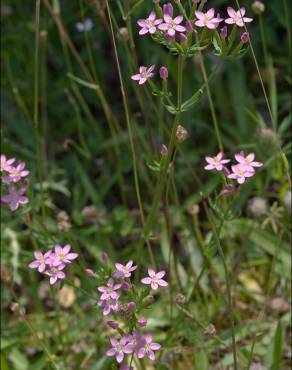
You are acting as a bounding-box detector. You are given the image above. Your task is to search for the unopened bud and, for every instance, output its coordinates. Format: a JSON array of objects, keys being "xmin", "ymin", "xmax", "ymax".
[
  {"xmin": 252, "ymin": 1, "xmax": 265, "ymax": 15},
  {"xmin": 176, "ymin": 125, "xmax": 189, "ymax": 143},
  {"xmin": 127, "ymin": 302, "xmax": 136, "ymax": 311},
  {"xmin": 107, "ymin": 320, "xmax": 119, "ymax": 329},
  {"xmin": 159, "ymin": 66, "xmax": 168, "ymax": 80},
  {"xmin": 241, "ymin": 32, "xmax": 249, "ymax": 44},
  {"xmin": 178, "ymin": 33, "xmax": 187, "ymax": 44},
  {"xmin": 220, "ymin": 26, "xmax": 227, "ymax": 38},
  {"xmin": 138, "ymin": 317, "xmax": 147, "ymax": 327},
  {"xmin": 84, "ymin": 268, "xmax": 95, "ymax": 277},
  {"xmin": 185, "ymin": 20, "xmax": 193, "ymax": 33},
  {"xmin": 101, "ymin": 251, "xmax": 108, "ymax": 262},
  {"xmin": 160, "ymin": 144, "xmax": 168, "ymax": 156},
  {"xmin": 163, "ymin": 3, "xmax": 173, "ymax": 16}
]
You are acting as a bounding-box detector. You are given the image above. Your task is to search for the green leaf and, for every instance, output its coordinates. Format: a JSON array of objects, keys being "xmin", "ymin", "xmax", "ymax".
[
  {"xmin": 194, "ymin": 351, "xmax": 209, "ymax": 370},
  {"xmin": 271, "ymin": 321, "xmax": 283, "ymax": 370},
  {"xmin": 67, "ymin": 73, "xmax": 100, "ymax": 90}
]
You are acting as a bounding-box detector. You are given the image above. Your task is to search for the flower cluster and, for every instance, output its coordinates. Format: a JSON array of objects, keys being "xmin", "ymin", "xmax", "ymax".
[
  {"xmin": 1, "ymin": 154, "xmax": 30, "ymax": 211},
  {"xmin": 132, "ymin": 3, "xmax": 253, "ymax": 84},
  {"xmin": 205, "ymin": 151, "xmax": 263, "ymax": 194},
  {"xmin": 94, "ymin": 260, "xmax": 168, "ymax": 368},
  {"xmin": 28, "ymin": 244, "xmax": 78, "ymax": 285}
]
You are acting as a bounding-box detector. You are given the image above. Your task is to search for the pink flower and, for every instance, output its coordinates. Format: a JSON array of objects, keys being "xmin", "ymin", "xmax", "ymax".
[
  {"xmin": 0, "ymin": 155, "xmax": 15, "ymax": 172},
  {"xmin": 220, "ymin": 25, "xmax": 228, "ymax": 38},
  {"xmin": 115, "ymin": 260, "xmax": 137, "ymax": 278},
  {"xmin": 235, "ymin": 151, "xmax": 263, "ymax": 171},
  {"xmin": 228, "ymin": 163, "xmax": 255, "ymax": 184},
  {"xmin": 195, "ymin": 9, "xmax": 222, "ymax": 29},
  {"xmin": 137, "ymin": 333, "xmax": 161, "ymax": 361},
  {"xmin": 45, "ymin": 265, "xmax": 66, "ymax": 285},
  {"xmin": 3, "ymin": 162, "xmax": 29, "ymax": 183},
  {"xmin": 28, "ymin": 250, "xmax": 53, "ymax": 273},
  {"xmin": 204, "ymin": 152, "xmax": 231, "ymax": 171},
  {"xmin": 141, "ymin": 268, "xmax": 168, "ymax": 290},
  {"xmin": 131, "ymin": 65, "xmax": 155, "ymax": 85},
  {"xmin": 225, "ymin": 7, "xmax": 253, "ymax": 27},
  {"xmin": 52, "ymin": 244, "xmax": 78, "ymax": 267},
  {"xmin": 158, "ymin": 14, "xmax": 186, "ymax": 37},
  {"xmin": 241, "ymin": 31, "xmax": 249, "ymax": 43},
  {"xmin": 98, "ymin": 278, "xmax": 121, "ymax": 300},
  {"xmin": 107, "ymin": 320, "xmax": 119, "ymax": 329},
  {"xmin": 138, "ymin": 317, "xmax": 147, "ymax": 327},
  {"xmin": 137, "ymin": 11, "xmax": 162, "ymax": 35},
  {"xmin": 120, "ymin": 365, "xmax": 133, "ymax": 370},
  {"xmin": 106, "ymin": 336, "xmax": 134, "ymax": 363},
  {"xmin": 98, "ymin": 296, "xmax": 119, "ymax": 316},
  {"xmin": 1, "ymin": 186, "xmax": 29, "ymax": 211},
  {"xmin": 84, "ymin": 268, "xmax": 95, "ymax": 276}
]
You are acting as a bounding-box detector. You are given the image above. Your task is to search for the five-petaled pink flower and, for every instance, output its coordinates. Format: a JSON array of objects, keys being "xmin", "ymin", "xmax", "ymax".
[
  {"xmin": 235, "ymin": 151, "xmax": 263, "ymax": 171},
  {"xmin": 3, "ymin": 162, "xmax": 30, "ymax": 183},
  {"xmin": 225, "ymin": 7, "xmax": 253, "ymax": 27},
  {"xmin": 204, "ymin": 152, "xmax": 230, "ymax": 171},
  {"xmin": 131, "ymin": 65, "xmax": 155, "ymax": 85},
  {"xmin": 1, "ymin": 186, "xmax": 29, "ymax": 211},
  {"xmin": 195, "ymin": 9, "xmax": 222, "ymax": 29},
  {"xmin": 228, "ymin": 164, "xmax": 255, "ymax": 184},
  {"xmin": 141, "ymin": 268, "xmax": 168, "ymax": 290},
  {"xmin": 115, "ymin": 260, "xmax": 137, "ymax": 278},
  {"xmin": 28, "ymin": 250, "xmax": 53, "ymax": 273},
  {"xmin": 98, "ymin": 296, "xmax": 120, "ymax": 316},
  {"xmin": 52, "ymin": 244, "xmax": 79, "ymax": 267},
  {"xmin": 137, "ymin": 11, "xmax": 162, "ymax": 35},
  {"xmin": 158, "ymin": 14, "xmax": 186, "ymax": 36},
  {"xmin": 106, "ymin": 336, "xmax": 134, "ymax": 363},
  {"xmin": 137, "ymin": 333, "xmax": 161, "ymax": 360},
  {"xmin": 0, "ymin": 155, "xmax": 15, "ymax": 173},
  {"xmin": 98, "ymin": 278, "xmax": 121, "ymax": 300},
  {"xmin": 45, "ymin": 265, "xmax": 66, "ymax": 285}
]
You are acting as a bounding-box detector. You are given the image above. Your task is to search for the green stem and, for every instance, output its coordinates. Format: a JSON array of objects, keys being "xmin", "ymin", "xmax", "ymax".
[
  {"xmin": 34, "ymin": 0, "xmax": 46, "ymax": 219},
  {"xmin": 105, "ymin": 0, "xmax": 155, "ymax": 267},
  {"xmin": 258, "ymin": 15, "xmax": 268, "ymax": 66},
  {"xmin": 235, "ymin": 0, "xmax": 291, "ymax": 188},
  {"xmin": 203, "ymin": 202, "xmax": 238, "ymax": 370}
]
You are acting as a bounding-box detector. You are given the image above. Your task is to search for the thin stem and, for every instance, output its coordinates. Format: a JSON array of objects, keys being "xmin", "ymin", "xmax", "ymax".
[
  {"xmin": 258, "ymin": 15, "xmax": 268, "ymax": 66},
  {"xmin": 283, "ymin": 0, "xmax": 292, "ymax": 61},
  {"xmin": 34, "ymin": 0, "xmax": 46, "ymax": 218},
  {"xmin": 235, "ymin": 0, "xmax": 291, "ymax": 188},
  {"xmin": 197, "ymin": 53, "xmax": 223, "ymax": 153},
  {"xmin": 203, "ymin": 201, "xmax": 238, "ymax": 370},
  {"xmin": 105, "ymin": 0, "xmax": 155, "ymax": 267}
]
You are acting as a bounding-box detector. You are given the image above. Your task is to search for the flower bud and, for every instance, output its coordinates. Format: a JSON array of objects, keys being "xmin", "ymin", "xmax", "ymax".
[
  {"xmin": 178, "ymin": 33, "xmax": 187, "ymax": 44},
  {"xmin": 185, "ymin": 20, "xmax": 193, "ymax": 33},
  {"xmin": 127, "ymin": 302, "xmax": 136, "ymax": 311},
  {"xmin": 138, "ymin": 317, "xmax": 147, "ymax": 327},
  {"xmin": 175, "ymin": 294, "xmax": 186, "ymax": 305},
  {"xmin": 220, "ymin": 26, "xmax": 227, "ymax": 39},
  {"xmin": 160, "ymin": 144, "xmax": 168, "ymax": 155},
  {"xmin": 107, "ymin": 320, "xmax": 119, "ymax": 329},
  {"xmin": 84, "ymin": 268, "xmax": 95, "ymax": 277},
  {"xmin": 166, "ymin": 33, "xmax": 175, "ymax": 43},
  {"xmin": 176, "ymin": 125, "xmax": 189, "ymax": 143},
  {"xmin": 145, "ymin": 295, "xmax": 154, "ymax": 304},
  {"xmin": 241, "ymin": 32, "xmax": 249, "ymax": 44},
  {"xmin": 101, "ymin": 251, "xmax": 108, "ymax": 262},
  {"xmin": 159, "ymin": 66, "xmax": 168, "ymax": 80},
  {"xmin": 163, "ymin": 3, "xmax": 173, "ymax": 16},
  {"xmin": 252, "ymin": 1, "xmax": 265, "ymax": 15}
]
